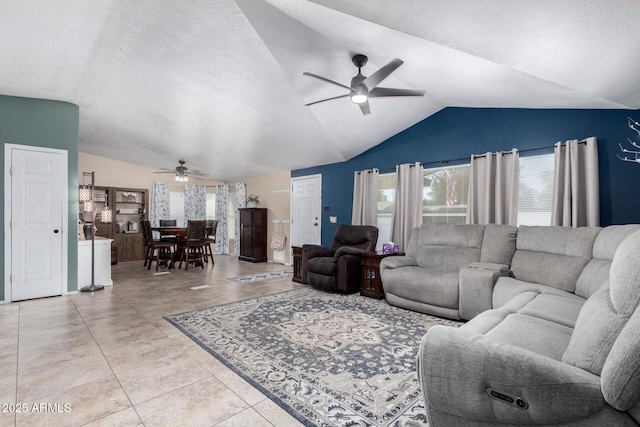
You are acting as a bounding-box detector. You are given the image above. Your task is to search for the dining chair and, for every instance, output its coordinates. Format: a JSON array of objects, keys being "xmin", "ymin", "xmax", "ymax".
[
  {"xmin": 178, "ymin": 220, "xmax": 207, "ymax": 270},
  {"xmin": 141, "ymin": 220, "xmax": 174, "ymax": 271},
  {"xmin": 204, "ymin": 220, "xmax": 218, "ymax": 266},
  {"xmin": 158, "ymin": 219, "xmax": 178, "ymax": 241}
]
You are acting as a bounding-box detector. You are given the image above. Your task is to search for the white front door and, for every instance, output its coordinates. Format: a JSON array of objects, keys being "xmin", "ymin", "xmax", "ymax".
[
  {"xmin": 291, "ymin": 174, "xmax": 322, "ymax": 247},
  {"xmin": 5, "ymin": 145, "xmax": 67, "ymax": 301}
]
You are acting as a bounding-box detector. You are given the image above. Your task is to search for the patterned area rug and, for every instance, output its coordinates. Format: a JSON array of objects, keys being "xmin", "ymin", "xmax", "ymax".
[
  {"xmin": 227, "ymin": 269, "xmax": 293, "ymax": 284},
  {"xmin": 165, "ymin": 288, "xmax": 461, "ymax": 426}
]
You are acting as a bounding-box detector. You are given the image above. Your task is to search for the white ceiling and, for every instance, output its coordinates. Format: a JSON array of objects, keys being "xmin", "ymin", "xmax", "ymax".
[{"xmin": 1, "ymin": 0, "xmax": 639, "ymax": 181}]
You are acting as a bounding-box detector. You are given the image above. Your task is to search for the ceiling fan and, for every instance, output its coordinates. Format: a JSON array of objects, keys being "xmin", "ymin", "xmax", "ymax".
[
  {"xmin": 303, "ymin": 54, "xmax": 425, "ymax": 115},
  {"xmin": 154, "ymin": 160, "xmax": 209, "ymax": 182}
]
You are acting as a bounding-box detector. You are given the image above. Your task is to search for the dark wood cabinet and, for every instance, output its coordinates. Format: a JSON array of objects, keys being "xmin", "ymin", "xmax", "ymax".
[
  {"xmin": 292, "ymin": 246, "xmax": 303, "ymax": 283},
  {"xmin": 361, "ymin": 251, "xmax": 405, "ymax": 299},
  {"xmin": 239, "ymin": 208, "xmax": 267, "ymax": 263}
]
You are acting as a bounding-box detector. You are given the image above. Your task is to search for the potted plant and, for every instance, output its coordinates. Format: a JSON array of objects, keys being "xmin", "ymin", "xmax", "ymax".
[{"xmin": 246, "ymin": 194, "xmax": 260, "ymax": 208}]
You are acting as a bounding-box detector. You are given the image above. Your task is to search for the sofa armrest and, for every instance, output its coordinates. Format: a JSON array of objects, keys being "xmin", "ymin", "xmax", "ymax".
[
  {"xmin": 302, "ymin": 244, "xmax": 334, "ymax": 259},
  {"xmin": 418, "ymin": 326, "xmax": 607, "ymax": 425},
  {"xmin": 379, "ymin": 255, "xmax": 417, "ymax": 274},
  {"xmin": 459, "ymin": 262, "xmax": 510, "ymax": 320},
  {"xmin": 334, "ymin": 246, "xmax": 366, "ymax": 258}
]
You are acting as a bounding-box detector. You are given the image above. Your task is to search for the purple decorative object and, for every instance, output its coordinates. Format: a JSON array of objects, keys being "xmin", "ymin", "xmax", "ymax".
[{"xmin": 382, "ymin": 243, "xmax": 399, "ymax": 254}]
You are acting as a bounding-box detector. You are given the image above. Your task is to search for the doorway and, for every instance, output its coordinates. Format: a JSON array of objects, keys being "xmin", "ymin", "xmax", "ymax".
[
  {"xmin": 290, "ymin": 174, "xmax": 322, "ymax": 247},
  {"xmin": 4, "ymin": 144, "xmax": 68, "ymax": 302}
]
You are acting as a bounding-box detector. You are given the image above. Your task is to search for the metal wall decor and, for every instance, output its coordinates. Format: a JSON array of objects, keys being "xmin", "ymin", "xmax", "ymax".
[{"xmin": 618, "ymin": 117, "xmax": 640, "ymax": 163}]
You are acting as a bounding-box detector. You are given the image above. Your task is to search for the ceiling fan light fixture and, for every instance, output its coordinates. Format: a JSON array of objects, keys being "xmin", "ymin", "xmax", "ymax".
[
  {"xmin": 350, "ymin": 85, "xmax": 368, "ymax": 104},
  {"xmin": 175, "ymin": 173, "xmax": 188, "ymax": 182}
]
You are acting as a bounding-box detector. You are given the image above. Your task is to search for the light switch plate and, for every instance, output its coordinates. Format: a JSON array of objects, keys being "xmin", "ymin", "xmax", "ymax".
[{"xmin": 329, "ymin": 216, "xmax": 337, "ymax": 223}]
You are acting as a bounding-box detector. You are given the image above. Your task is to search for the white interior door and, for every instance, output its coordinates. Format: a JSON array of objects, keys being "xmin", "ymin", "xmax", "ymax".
[
  {"xmin": 291, "ymin": 175, "xmax": 322, "ymax": 247},
  {"xmin": 5, "ymin": 145, "xmax": 66, "ymax": 301}
]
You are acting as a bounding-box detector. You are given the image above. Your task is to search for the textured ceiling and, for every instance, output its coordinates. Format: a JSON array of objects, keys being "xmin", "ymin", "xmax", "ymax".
[{"xmin": 1, "ymin": 0, "xmax": 638, "ymax": 181}]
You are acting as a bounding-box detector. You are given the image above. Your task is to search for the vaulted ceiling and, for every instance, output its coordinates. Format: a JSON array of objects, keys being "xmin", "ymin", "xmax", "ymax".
[{"xmin": 1, "ymin": 1, "xmax": 638, "ymax": 181}]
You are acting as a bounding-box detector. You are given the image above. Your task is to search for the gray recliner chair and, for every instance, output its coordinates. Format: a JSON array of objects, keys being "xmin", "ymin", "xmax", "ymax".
[{"xmin": 302, "ymin": 225, "xmax": 378, "ymax": 293}]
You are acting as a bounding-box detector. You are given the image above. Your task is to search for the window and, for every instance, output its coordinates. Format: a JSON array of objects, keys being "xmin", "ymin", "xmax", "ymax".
[
  {"xmin": 169, "ymin": 191, "xmax": 185, "ymax": 226},
  {"xmin": 517, "ymin": 153, "xmax": 554, "ymax": 226},
  {"xmin": 376, "ymin": 173, "xmax": 396, "ymax": 249},
  {"xmin": 423, "ymin": 165, "xmax": 470, "ymax": 224},
  {"xmin": 206, "ymin": 192, "xmax": 216, "ymax": 220}
]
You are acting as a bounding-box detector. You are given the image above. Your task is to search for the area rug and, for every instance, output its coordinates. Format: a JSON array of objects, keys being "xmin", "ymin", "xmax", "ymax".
[
  {"xmin": 165, "ymin": 288, "xmax": 461, "ymax": 426},
  {"xmin": 227, "ymin": 269, "xmax": 293, "ymax": 284}
]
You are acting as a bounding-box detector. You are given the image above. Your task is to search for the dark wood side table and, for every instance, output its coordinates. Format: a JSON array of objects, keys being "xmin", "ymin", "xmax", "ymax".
[
  {"xmin": 292, "ymin": 246, "xmax": 304, "ymax": 283},
  {"xmin": 361, "ymin": 251, "xmax": 405, "ymax": 299}
]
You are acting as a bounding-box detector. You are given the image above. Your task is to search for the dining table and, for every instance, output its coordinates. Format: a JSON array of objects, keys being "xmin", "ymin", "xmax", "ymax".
[
  {"xmin": 151, "ymin": 225, "xmax": 214, "ymax": 269},
  {"xmin": 151, "ymin": 226, "xmax": 187, "ymax": 237}
]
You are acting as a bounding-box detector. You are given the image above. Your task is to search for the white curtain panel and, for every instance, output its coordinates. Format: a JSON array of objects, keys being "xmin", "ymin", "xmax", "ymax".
[
  {"xmin": 391, "ymin": 162, "xmax": 424, "ymax": 251},
  {"xmin": 150, "ymin": 182, "xmax": 170, "ymax": 227},
  {"xmin": 184, "ymin": 185, "xmax": 207, "ymax": 221},
  {"xmin": 234, "ymin": 182, "xmax": 247, "ymax": 256},
  {"xmin": 352, "ymin": 169, "xmax": 379, "ymax": 226},
  {"xmin": 215, "ymin": 184, "xmax": 229, "ymax": 254},
  {"xmin": 552, "ymin": 137, "xmax": 599, "ymax": 227},
  {"xmin": 466, "ymin": 149, "xmax": 519, "ymax": 226}
]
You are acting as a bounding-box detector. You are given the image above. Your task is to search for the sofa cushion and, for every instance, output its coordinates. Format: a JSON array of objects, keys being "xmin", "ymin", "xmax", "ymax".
[
  {"xmin": 576, "ymin": 225, "xmax": 640, "ymax": 299},
  {"xmin": 413, "ymin": 224, "xmax": 485, "ymax": 271},
  {"xmin": 492, "ymin": 276, "xmax": 581, "ymax": 309},
  {"xmin": 485, "ymin": 313, "xmax": 574, "ymax": 361},
  {"xmin": 563, "ymin": 289, "xmax": 627, "ymax": 376},
  {"xmin": 383, "ymin": 266, "xmax": 459, "ymax": 308},
  {"xmin": 510, "ymin": 225, "xmax": 600, "ymax": 292},
  {"xmin": 307, "ymin": 257, "xmax": 336, "ymax": 275},
  {"xmin": 601, "ymin": 308, "xmax": 640, "ymax": 411},
  {"xmin": 610, "ymin": 229, "xmax": 640, "ymax": 317},
  {"xmin": 462, "ymin": 291, "xmax": 539, "ymax": 335},
  {"xmin": 517, "ymin": 293, "xmax": 585, "ymax": 329},
  {"xmin": 480, "ymin": 224, "xmax": 517, "ymax": 266}
]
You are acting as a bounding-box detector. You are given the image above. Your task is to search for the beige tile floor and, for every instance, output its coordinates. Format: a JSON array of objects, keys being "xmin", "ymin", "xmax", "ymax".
[{"xmin": 1, "ymin": 256, "xmax": 306, "ymax": 427}]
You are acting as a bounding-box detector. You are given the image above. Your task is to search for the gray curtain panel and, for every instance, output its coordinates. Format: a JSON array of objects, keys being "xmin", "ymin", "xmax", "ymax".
[
  {"xmin": 215, "ymin": 184, "xmax": 229, "ymax": 254},
  {"xmin": 466, "ymin": 149, "xmax": 519, "ymax": 226},
  {"xmin": 552, "ymin": 137, "xmax": 599, "ymax": 227},
  {"xmin": 184, "ymin": 185, "xmax": 206, "ymax": 221},
  {"xmin": 150, "ymin": 182, "xmax": 170, "ymax": 227},
  {"xmin": 352, "ymin": 169, "xmax": 379, "ymax": 226},
  {"xmin": 234, "ymin": 182, "xmax": 247, "ymax": 256},
  {"xmin": 391, "ymin": 162, "xmax": 424, "ymax": 251}
]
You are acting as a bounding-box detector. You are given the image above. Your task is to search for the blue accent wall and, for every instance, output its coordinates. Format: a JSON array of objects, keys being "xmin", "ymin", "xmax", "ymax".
[
  {"xmin": 1, "ymin": 95, "xmax": 80, "ymax": 301},
  {"xmin": 292, "ymin": 108, "xmax": 640, "ymax": 246}
]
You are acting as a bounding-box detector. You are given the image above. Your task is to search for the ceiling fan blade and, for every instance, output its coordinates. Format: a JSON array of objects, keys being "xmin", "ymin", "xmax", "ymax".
[
  {"xmin": 369, "ymin": 87, "xmax": 426, "ymax": 98},
  {"xmin": 305, "ymin": 94, "xmax": 349, "ymax": 106},
  {"xmin": 154, "ymin": 171, "xmax": 176, "ymax": 174},
  {"xmin": 303, "ymin": 72, "xmax": 352, "ymax": 90},
  {"xmin": 188, "ymin": 171, "xmax": 209, "ymax": 177},
  {"xmin": 359, "ymin": 100, "xmax": 371, "ymax": 115},
  {"xmin": 361, "ymin": 58, "xmax": 403, "ymax": 91}
]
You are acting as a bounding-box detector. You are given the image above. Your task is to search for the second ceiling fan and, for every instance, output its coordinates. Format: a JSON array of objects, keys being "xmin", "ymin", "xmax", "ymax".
[{"xmin": 303, "ymin": 54, "xmax": 425, "ymax": 115}]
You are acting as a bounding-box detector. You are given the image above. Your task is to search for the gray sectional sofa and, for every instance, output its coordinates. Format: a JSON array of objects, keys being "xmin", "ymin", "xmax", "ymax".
[{"xmin": 380, "ymin": 223, "xmax": 640, "ymax": 425}]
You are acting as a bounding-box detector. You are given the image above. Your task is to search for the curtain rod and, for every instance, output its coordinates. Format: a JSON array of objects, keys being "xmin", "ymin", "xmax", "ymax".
[
  {"xmin": 355, "ymin": 168, "xmax": 380, "ymax": 174},
  {"xmin": 377, "ymin": 139, "xmax": 589, "ymax": 174},
  {"xmin": 471, "ymin": 140, "xmax": 587, "ymax": 159}
]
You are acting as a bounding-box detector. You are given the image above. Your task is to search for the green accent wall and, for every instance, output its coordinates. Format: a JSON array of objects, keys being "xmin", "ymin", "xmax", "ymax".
[{"xmin": 1, "ymin": 94, "xmax": 79, "ymax": 301}]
